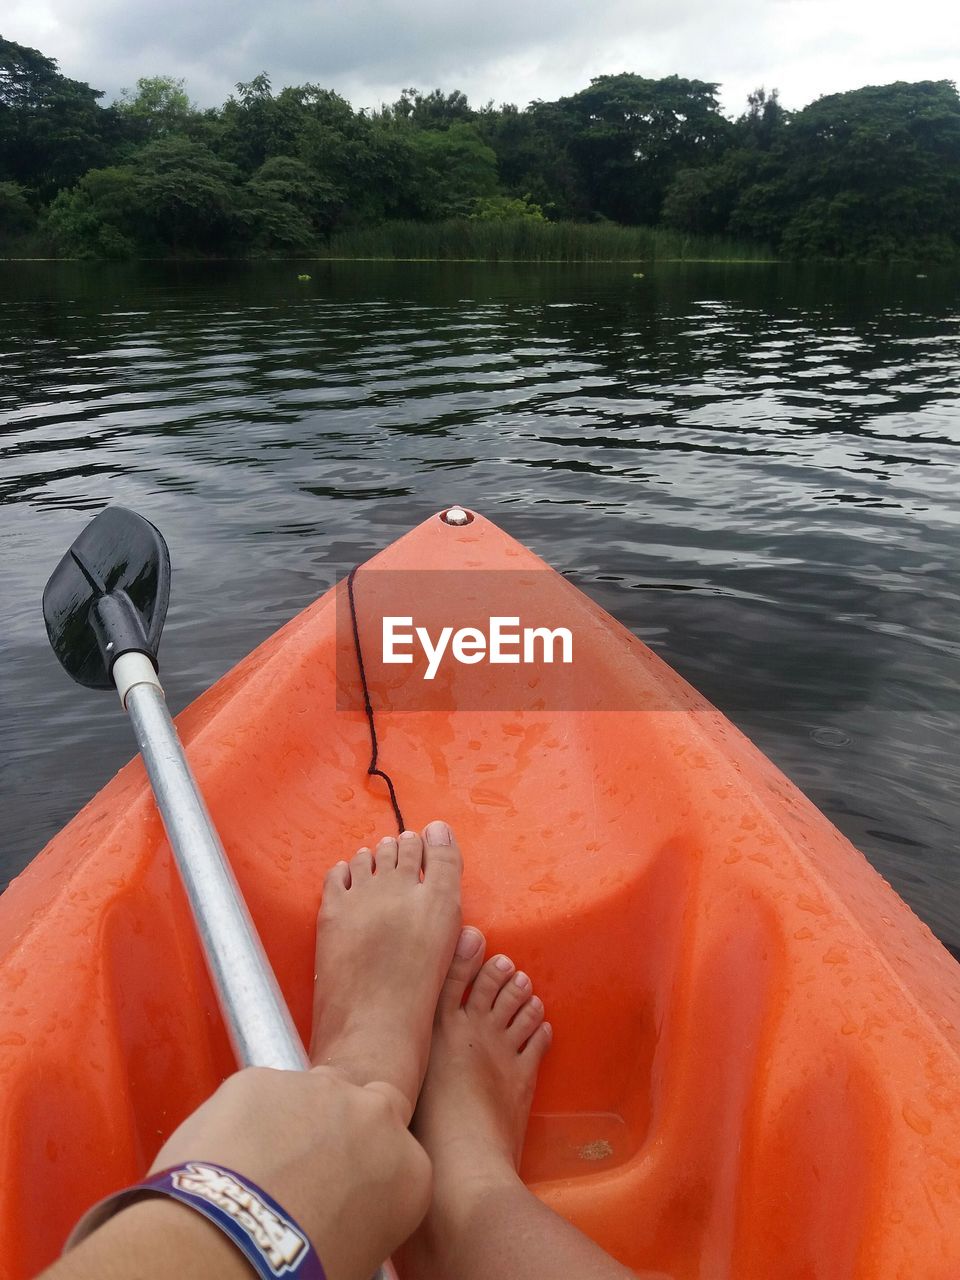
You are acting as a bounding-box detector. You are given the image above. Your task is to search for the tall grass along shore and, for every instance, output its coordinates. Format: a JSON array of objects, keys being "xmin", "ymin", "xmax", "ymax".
[{"xmin": 314, "ymin": 220, "xmax": 775, "ymax": 263}]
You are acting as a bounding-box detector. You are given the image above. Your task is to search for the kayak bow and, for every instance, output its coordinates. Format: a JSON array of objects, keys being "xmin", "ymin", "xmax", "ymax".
[{"xmin": 1, "ymin": 509, "xmax": 958, "ymax": 1279}]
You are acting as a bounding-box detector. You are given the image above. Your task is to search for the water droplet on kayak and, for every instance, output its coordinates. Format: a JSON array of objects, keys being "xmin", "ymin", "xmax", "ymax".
[
  {"xmin": 811, "ymin": 726, "xmax": 850, "ymax": 747},
  {"xmin": 796, "ymin": 893, "xmax": 830, "ymax": 916},
  {"xmin": 902, "ymin": 1102, "xmax": 932, "ymax": 1135}
]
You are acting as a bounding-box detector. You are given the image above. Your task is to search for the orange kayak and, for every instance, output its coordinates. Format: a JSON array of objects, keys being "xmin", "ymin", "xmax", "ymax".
[{"xmin": 2, "ymin": 510, "xmax": 959, "ymax": 1280}]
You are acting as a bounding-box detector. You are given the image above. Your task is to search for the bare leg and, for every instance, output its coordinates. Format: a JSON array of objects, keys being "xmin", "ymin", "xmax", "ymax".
[
  {"xmin": 402, "ymin": 937, "xmax": 644, "ymax": 1280},
  {"xmin": 310, "ymin": 820, "xmax": 463, "ymax": 1123}
]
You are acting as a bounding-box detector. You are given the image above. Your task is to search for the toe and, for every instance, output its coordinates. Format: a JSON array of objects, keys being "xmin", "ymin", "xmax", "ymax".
[
  {"xmin": 323, "ymin": 860, "xmax": 351, "ymax": 896},
  {"xmin": 507, "ymin": 994, "xmax": 545, "ymax": 1049},
  {"xmin": 466, "ymin": 953, "xmax": 515, "ymax": 1013},
  {"xmin": 520, "ymin": 1021, "xmax": 553, "ymax": 1066},
  {"xmin": 397, "ymin": 830, "xmax": 424, "ymax": 876},
  {"xmin": 421, "ymin": 820, "xmax": 463, "ymax": 887},
  {"xmin": 350, "ymin": 846, "xmax": 373, "ymax": 880},
  {"xmin": 492, "ymin": 969, "xmax": 532, "ymax": 1027},
  {"xmin": 437, "ymin": 927, "xmax": 485, "ymax": 1016},
  {"xmin": 375, "ymin": 835, "xmax": 398, "ymax": 872}
]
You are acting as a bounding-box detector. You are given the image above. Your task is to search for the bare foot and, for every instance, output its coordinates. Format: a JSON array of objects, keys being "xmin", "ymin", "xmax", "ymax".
[
  {"xmin": 406, "ymin": 933, "xmax": 552, "ymax": 1264},
  {"xmin": 309, "ymin": 820, "xmax": 463, "ymax": 1123}
]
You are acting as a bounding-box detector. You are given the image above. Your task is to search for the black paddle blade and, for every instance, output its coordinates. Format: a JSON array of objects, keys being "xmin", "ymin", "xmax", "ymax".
[{"xmin": 42, "ymin": 506, "xmax": 171, "ymax": 690}]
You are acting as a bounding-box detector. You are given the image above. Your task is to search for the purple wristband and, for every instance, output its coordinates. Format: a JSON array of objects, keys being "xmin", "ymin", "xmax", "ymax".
[{"xmin": 65, "ymin": 1161, "xmax": 327, "ymax": 1280}]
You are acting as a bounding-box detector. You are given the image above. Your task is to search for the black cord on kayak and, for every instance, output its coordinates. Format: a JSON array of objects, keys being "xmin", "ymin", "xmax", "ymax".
[{"xmin": 346, "ymin": 566, "xmax": 405, "ymax": 833}]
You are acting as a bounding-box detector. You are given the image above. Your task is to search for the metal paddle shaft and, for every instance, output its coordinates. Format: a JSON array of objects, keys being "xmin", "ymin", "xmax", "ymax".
[
  {"xmin": 121, "ymin": 671, "xmax": 396, "ymax": 1280},
  {"xmin": 119, "ymin": 661, "xmax": 308, "ymax": 1071}
]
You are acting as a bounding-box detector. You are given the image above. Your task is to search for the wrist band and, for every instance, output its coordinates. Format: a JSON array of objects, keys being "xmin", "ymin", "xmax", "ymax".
[{"xmin": 65, "ymin": 1160, "xmax": 327, "ymax": 1280}]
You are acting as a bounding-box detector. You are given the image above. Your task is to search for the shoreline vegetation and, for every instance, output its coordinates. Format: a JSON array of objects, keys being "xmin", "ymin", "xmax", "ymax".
[
  {"xmin": 2, "ymin": 36, "xmax": 959, "ymax": 264},
  {"xmin": 313, "ymin": 221, "xmax": 777, "ymax": 262},
  {"xmin": 0, "ymin": 223, "xmax": 779, "ymax": 263},
  {"xmin": 0, "ymin": 218, "xmax": 777, "ymax": 263}
]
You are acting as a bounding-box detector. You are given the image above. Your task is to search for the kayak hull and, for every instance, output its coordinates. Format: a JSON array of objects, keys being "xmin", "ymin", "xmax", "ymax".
[{"xmin": 2, "ymin": 511, "xmax": 959, "ymax": 1279}]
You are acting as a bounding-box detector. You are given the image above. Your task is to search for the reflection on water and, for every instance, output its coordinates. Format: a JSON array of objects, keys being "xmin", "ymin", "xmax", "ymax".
[{"xmin": 2, "ymin": 261, "xmax": 959, "ymax": 953}]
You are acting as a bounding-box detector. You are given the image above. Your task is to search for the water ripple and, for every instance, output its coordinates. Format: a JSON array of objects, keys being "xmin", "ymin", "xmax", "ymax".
[{"xmin": 1, "ymin": 260, "xmax": 959, "ymax": 955}]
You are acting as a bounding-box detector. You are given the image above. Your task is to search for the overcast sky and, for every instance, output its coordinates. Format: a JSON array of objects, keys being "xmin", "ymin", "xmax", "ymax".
[{"xmin": 5, "ymin": 0, "xmax": 959, "ymax": 116}]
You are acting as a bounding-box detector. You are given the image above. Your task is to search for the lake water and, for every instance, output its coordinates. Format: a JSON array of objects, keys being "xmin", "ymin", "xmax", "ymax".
[{"xmin": 2, "ymin": 260, "xmax": 958, "ymax": 956}]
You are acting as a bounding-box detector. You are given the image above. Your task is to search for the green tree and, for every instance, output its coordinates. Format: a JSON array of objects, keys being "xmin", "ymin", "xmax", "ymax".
[
  {"xmin": 401, "ymin": 124, "xmax": 499, "ymax": 219},
  {"xmin": 11, "ymin": 29, "xmax": 959, "ymax": 262},
  {"xmin": 116, "ymin": 75, "xmax": 194, "ymax": 138},
  {"xmin": 557, "ymin": 74, "xmax": 732, "ymax": 223},
  {"xmin": 0, "ymin": 36, "xmax": 116, "ymax": 198},
  {"xmin": 470, "ymin": 194, "xmax": 546, "ymax": 221},
  {"xmin": 662, "ymin": 164, "xmax": 737, "ymax": 235},
  {"xmin": 0, "ymin": 179, "xmax": 35, "ymax": 241},
  {"xmin": 479, "ymin": 102, "xmax": 588, "ymax": 219},
  {"xmin": 296, "ymin": 89, "xmax": 366, "ymax": 195},
  {"xmin": 354, "ymin": 123, "xmax": 421, "ymax": 222},
  {"xmin": 49, "ymin": 138, "xmax": 247, "ymax": 258},
  {"xmin": 662, "ymin": 88, "xmax": 789, "ymax": 236},
  {"xmin": 732, "ymin": 80, "xmax": 960, "ymax": 257},
  {"xmin": 241, "ymin": 155, "xmax": 338, "ymax": 250},
  {"xmin": 388, "ymin": 88, "xmax": 474, "ymax": 128},
  {"xmin": 740, "ymin": 87, "xmax": 787, "ymax": 150},
  {"xmin": 134, "ymin": 137, "xmax": 242, "ymax": 253},
  {"xmin": 218, "ymin": 75, "xmax": 308, "ymax": 171},
  {"xmin": 45, "ymin": 165, "xmax": 140, "ymax": 256}
]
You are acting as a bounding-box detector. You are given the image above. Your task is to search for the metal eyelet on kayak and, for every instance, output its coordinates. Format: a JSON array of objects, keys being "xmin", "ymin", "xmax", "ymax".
[{"xmin": 441, "ymin": 506, "xmax": 473, "ymax": 526}]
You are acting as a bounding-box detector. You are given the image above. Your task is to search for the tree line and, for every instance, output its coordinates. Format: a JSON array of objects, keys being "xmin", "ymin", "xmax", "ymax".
[{"xmin": 1, "ymin": 35, "xmax": 959, "ymax": 260}]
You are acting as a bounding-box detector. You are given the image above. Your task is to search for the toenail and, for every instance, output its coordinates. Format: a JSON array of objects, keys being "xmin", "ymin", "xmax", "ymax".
[
  {"xmin": 378, "ymin": 835, "xmax": 395, "ymax": 845},
  {"xmin": 494, "ymin": 955, "xmax": 513, "ymax": 972},
  {"xmin": 543, "ymin": 1022, "xmax": 553, "ymax": 1037},
  {"xmin": 531, "ymin": 996, "xmax": 543, "ymax": 1011},
  {"xmin": 356, "ymin": 848, "xmax": 370, "ymax": 856},
  {"xmin": 400, "ymin": 830, "xmax": 417, "ymax": 839},
  {"xmin": 514, "ymin": 971, "xmax": 530, "ymax": 988},
  {"xmin": 424, "ymin": 820, "xmax": 453, "ymax": 846},
  {"xmin": 455, "ymin": 927, "xmax": 483, "ymax": 958}
]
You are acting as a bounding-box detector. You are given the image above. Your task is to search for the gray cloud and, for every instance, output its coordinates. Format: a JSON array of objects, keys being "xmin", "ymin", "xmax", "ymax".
[{"xmin": 4, "ymin": 0, "xmax": 959, "ymax": 116}]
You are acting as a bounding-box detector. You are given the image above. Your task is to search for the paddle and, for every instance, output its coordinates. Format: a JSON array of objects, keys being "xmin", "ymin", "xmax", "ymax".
[
  {"xmin": 43, "ymin": 506, "xmax": 398, "ymax": 1280},
  {"xmin": 43, "ymin": 505, "xmax": 308, "ymax": 1069}
]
